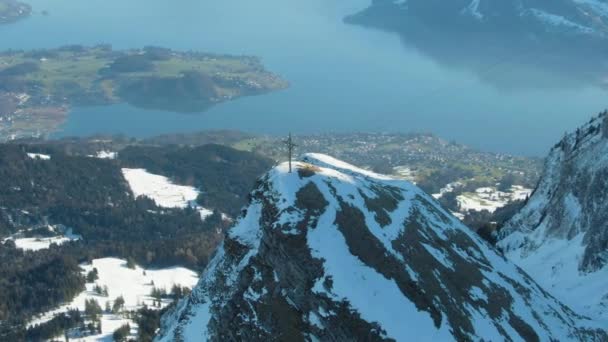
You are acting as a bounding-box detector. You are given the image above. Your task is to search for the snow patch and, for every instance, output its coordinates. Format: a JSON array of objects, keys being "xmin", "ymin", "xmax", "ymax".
[
  {"xmin": 7, "ymin": 232, "xmax": 80, "ymax": 251},
  {"xmin": 457, "ymin": 185, "xmax": 531, "ymax": 213},
  {"xmin": 27, "ymin": 153, "xmax": 50, "ymax": 160},
  {"xmin": 432, "ymin": 182, "xmax": 462, "ymax": 199},
  {"xmin": 122, "ymin": 168, "xmax": 215, "ymax": 221},
  {"xmin": 89, "ymin": 151, "xmax": 117, "ymax": 159},
  {"xmin": 3, "ymin": 225, "xmax": 81, "ymax": 251}
]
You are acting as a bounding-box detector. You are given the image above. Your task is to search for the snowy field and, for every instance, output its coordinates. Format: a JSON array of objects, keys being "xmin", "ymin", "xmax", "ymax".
[
  {"xmin": 89, "ymin": 151, "xmax": 117, "ymax": 159},
  {"xmin": 7, "ymin": 233, "xmax": 79, "ymax": 251},
  {"xmin": 3, "ymin": 226, "xmax": 81, "ymax": 251},
  {"xmin": 456, "ymin": 186, "xmax": 532, "ymax": 213},
  {"xmin": 431, "ymin": 182, "xmax": 531, "ymax": 215},
  {"xmin": 30, "ymin": 258, "xmax": 199, "ymax": 341},
  {"xmin": 122, "ymin": 168, "xmax": 213, "ymax": 219},
  {"xmin": 27, "ymin": 153, "xmax": 51, "ymax": 160}
]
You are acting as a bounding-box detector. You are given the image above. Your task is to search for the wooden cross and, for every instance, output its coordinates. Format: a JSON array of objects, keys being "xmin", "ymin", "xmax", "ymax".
[{"xmin": 283, "ymin": 133, "xmax": 296, "ymax": 173}]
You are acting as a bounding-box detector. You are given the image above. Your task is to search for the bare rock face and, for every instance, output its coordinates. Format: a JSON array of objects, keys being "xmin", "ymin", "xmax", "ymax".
[
  {"xmin": 498, "ymin": 111, "xmax": 608, "ymax": 323},
  {"xmin": 157, "ymin": 154, "xmax": 606, "ymax": 341}
]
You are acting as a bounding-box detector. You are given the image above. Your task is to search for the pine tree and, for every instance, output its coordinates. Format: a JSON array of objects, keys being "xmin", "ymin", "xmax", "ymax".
[
  {"xmin": 112, "ymin": 295, "xmax": 125, "ymax": 313},
  {"xmin": 126, "ymin": 257, "xmax": 136, "ymax": 269}
]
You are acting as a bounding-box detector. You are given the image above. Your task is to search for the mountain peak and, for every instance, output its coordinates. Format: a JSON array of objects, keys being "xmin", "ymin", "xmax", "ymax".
[{"xmin": 157, "ymin": 155, "xmax": 606, "ymax": 341}]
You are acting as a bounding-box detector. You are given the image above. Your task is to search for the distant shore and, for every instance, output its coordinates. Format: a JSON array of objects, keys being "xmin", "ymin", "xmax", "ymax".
[{"xmin": 0, "ymin": 0, "xmax": 31, "ymax": 24}]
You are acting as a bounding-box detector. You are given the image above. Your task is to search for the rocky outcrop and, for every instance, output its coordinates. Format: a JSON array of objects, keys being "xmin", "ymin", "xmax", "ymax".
[
  {"xmin": 498, "ymin": 111, "xmax": 608, "ymax": 322},
  {"xmin": 157, "ymin": 154, "xmax": 606, "ymax": 341}
]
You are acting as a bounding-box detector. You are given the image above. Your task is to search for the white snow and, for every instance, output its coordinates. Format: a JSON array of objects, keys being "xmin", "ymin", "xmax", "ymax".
[
  {"xmin": 27, "ymin": 153, "xmax": 50, "ymax": 160},
  {"xmin": 307, "ymin": 200, "xmax": 453, "ymax": 341},
  {"xmin": 181, "ymin": 301, "xmax": 212, "ymax": 341},
  {"xmin": 504, "ymin": 234, "xmax": 608, "ymax": 325},
  {"xmin": 30, "ymin": 257, "xmax": 199, "ymax": 341},
  {"xmin": 122, "ymin": 168, "xmax": 214, "ymax": 220},
  {"xmin": 122, "ymin": 168, "xmax": 198, "ymax": 208},
  {"xmin": 498, "ymin": 113, "xmax": 608, "ymax": 324},
  {"xmin": 421, "ymin": 243, "xmax": 455, "ymax": 271},
  {"xmin": 8, "ymin": 233, "xmax": 80, "ymax": 251},
  {"xmin": 3, "ymin": 226, "xmax": 81, "ymax": 251},
  {"xmin": 158, "ymin": 153, "xmax": 606, "ymax": 341},
  {"xmin": 432, "ymin": 182, "xmax": 462, "ymax": 199},
  {"xmin": 529, "ymin": 8, "xmax": 595, "ymax": 34},
  {"xmin": 301, "ymin": 153, "xmax": 393, "ymax": 181},
  {"xmin": 89, "ymin": 151, "xmax": 117, "ymax": 159},
  {"xmin": 469, "ymin": 286, "xmax": 488, "ymax": 303},
  {"xmin": 451, "ymin": 211, "xmax": 465, "ymax": 220}
]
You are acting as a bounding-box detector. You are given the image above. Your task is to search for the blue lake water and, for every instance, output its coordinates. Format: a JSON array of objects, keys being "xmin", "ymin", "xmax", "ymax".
[{"xmin": 1, "ymin": 0, "xmax": 606, "ymax": 156}]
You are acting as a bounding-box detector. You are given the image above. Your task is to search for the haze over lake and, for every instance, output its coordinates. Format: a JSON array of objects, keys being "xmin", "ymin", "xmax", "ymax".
[{"xmin": 1, "ymin": 0, "xmax": 606, "ymax": 156}]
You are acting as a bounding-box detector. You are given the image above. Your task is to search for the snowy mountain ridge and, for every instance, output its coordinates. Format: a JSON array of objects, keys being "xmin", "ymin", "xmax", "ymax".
[
  {"xmin": 386, "ymin": 0, "xmax": 608, "ymax": 36},
  {"xmin": 156, "ymin": 153, "xmax": 606, "ymax": 341},
  {"xmin": 498, "ymin": 111, "xmax": 608, "ymax": 323}
]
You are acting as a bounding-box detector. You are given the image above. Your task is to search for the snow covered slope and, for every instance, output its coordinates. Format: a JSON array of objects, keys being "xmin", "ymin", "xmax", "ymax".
[
  {"xmin": 156, "ymin": 154, "xmax": 606, "ymax": 341},
  {"xmin": 122, "ymin": 168, "xmax": 200, "ymax": 209},
  {"xmin": 356, "ymin": 0, "xmax": 608, "ymax": 37},
  {"xmin": 122, "ymin": 168, "xmax": 213, "ymax": 219},
  {"xmin": 30, "ymin": 258, "xmax": 198, "ymax": 341},
  {"xmin": 498, "ymin": 111, "xmax": 608, "ymax": 323}
]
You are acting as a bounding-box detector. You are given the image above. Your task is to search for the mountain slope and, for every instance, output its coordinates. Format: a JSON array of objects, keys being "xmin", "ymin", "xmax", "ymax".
[
  {"xmin": 156, "ymin": 154, "xmax": 606, "ymax": 341},
  {"xmin": 498, "ymin": 111, "xmax": 608, "ymax": 323},
  {"xmin": 349, "ymin": 0, "xmax": 608, "ymax": 37}
]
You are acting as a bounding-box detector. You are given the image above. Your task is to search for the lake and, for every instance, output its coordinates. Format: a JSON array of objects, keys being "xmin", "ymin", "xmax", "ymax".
[{"xmin": 1, "ymin": 0, "xmax": 606, "ymax": 156}]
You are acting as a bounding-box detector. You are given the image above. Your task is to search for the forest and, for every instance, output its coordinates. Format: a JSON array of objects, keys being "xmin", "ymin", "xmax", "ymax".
[{"xmin": 0, "ymin": 142, "xmax": 272, "ymax": 338}]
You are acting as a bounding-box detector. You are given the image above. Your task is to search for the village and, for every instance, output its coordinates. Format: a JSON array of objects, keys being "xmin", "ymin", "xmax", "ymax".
[{"xmin": 232, "ymin": 132, "xmax": 542, "ymax": 218}]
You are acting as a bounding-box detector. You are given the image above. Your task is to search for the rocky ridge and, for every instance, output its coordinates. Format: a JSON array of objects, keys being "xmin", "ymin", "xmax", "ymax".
[
  {"xmin": 156, "ymin": 153, "xmax": 606, "ymax": 341},
  {"xmin": 498, "ymin": 111, "xmax": 608, "ymax": 322}
]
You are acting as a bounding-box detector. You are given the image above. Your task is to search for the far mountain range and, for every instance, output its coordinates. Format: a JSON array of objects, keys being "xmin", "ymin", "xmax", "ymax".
[{"xmin": 347, "ymin": 0, "xmax": 608, "ymax": 88}]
